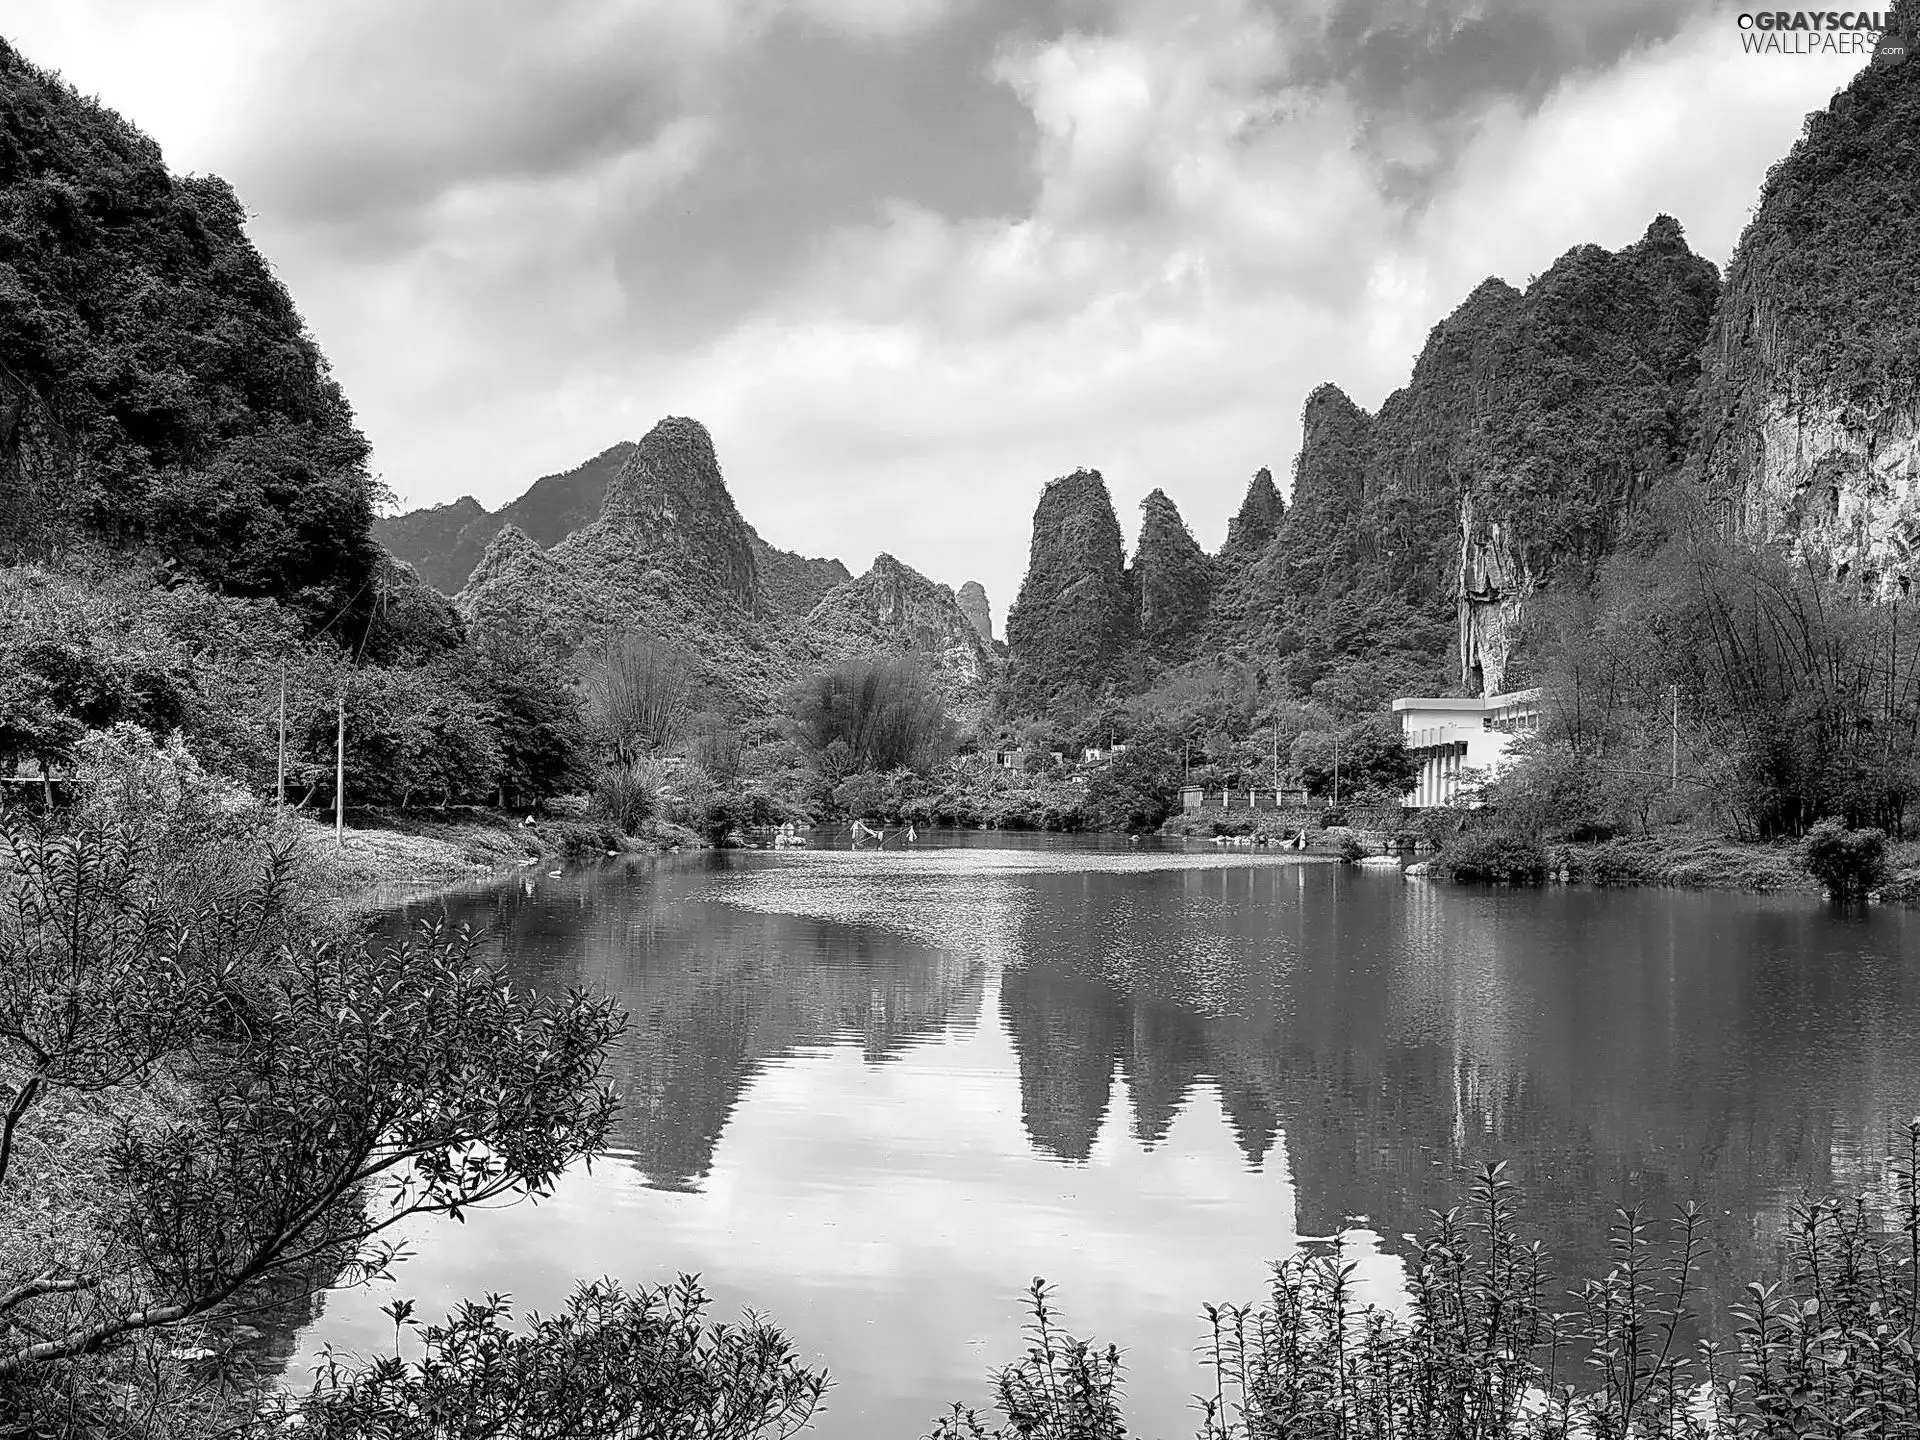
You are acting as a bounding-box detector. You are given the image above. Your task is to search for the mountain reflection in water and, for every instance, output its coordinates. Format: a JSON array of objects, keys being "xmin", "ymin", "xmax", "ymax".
[{"xmin": 288, "ymin": 834, "xmax": 1920, "ymax": 1440}]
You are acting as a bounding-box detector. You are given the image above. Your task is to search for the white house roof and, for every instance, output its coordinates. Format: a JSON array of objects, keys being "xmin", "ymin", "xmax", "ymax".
[{"xmin": 1390, "ymin": 687, "xmax": 1541, "ymax": 714}]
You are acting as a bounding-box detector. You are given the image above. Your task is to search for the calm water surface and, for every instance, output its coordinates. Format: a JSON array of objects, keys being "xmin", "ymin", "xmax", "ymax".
[{"xmin": 289, "ymin": 832, "xmax": 1920, "ymax": 1438}]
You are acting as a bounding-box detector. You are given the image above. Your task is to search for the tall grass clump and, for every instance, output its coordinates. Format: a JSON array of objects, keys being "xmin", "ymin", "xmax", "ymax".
[
  {"xmin": 790, "ymin": 657, "xmax": 954, "ymax": 778},
  {"xmin": 590, "ymin": 758, "xmax": 667, "ymax": 832}
]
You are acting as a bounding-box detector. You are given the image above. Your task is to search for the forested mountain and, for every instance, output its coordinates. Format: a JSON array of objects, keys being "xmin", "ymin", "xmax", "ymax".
[
  {"xmin": 360, "ymin": 21, "xmax": 1920, "ymax": 746},
  {"xmin": 1002, "ymin": 217, "xmax": 1723, "ymax": 719},
  {"xmin": 0, "ymin": 37, "xmax": 383, "ymax": 629},
  {"xmin": 1003, "ymin": 469, "xmax": 1137, "ymax": 716},
  {"xmin": 377, "ymin": 439, "xmax": 853, "ymax": 617},
  {"xmin": 374, "ymin": 443, "xmax": 636, "ymax": 595},
  {"xmin": 453, "ymin": 417, "xmax": 1000, "ymax": 717}
]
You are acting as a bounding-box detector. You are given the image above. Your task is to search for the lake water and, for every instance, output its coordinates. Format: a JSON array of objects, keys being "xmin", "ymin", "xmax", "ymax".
[{"xmin": 287, "ymin": 832, "xmax": 1920, "ymax": 1438}]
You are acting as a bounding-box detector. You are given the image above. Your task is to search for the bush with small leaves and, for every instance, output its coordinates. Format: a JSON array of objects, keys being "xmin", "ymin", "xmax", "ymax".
[
  {"xmin": 296, "ymin": 1277, "xmax": 827, "ymax": 1440},
  {"xmin": 1800, "ymin": 816, "xmax": 1888, "ymax": 900},
  {"xmin": 1433, "ymin": 828, "xmax": 1550, "ymax": 884}
]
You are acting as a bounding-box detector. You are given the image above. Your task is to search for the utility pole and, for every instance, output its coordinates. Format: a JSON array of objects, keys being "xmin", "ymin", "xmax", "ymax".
[
  {"xmin": 335, "ymin": 681, "xmax": 346, "ymax": 846},
  {"xmin": 276, "ymin": 664, "xmax": 287, "ymax": 809},
  {"xmin": 1670, "ymin": 683, "xmax": 1679, "ymax": 791}
]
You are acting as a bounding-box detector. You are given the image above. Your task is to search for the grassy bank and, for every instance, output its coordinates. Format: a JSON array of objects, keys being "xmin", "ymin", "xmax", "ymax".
[
  {"xmin": 293, "ymin": 808, "xmax": 699, "ymax": 908},
  {"xmin": 1544, "ymin": 830, "xmax": 1823, "ymax": 894}
]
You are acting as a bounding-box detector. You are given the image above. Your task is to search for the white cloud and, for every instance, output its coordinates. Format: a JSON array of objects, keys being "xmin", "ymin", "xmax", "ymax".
[
  {"xmin": 644, "ymin": 6, "xmax": 1866, "ymax": 606},
  {"xmin": 771, "ymin": 0, "xmax": 960, "ymax": 39}
]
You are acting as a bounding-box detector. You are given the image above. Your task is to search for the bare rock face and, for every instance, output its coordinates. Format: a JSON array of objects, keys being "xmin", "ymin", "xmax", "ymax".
[
  {"xmin": 1005, "ymin": 469, "xmax": 1135, "ymax": 715},
  {"xmin": 1457, "ymin": 496, "xmax": 1534, "ymax": 697},
  {"xmin": 600, "ymin": 417, "xmax": 761, "ymax": 609},
  {"xmin": 1131, "ymin": 488, "xmax": 1211, "ymax": 664},
  {"xmin": 805, "ymin": 553, "xmax": 1003, "ymax": 723},
  {"xmin": 956, "ymin": 580, "xmax": 994, "ymax": 645},
  {"xmin": 1691, "ymin": 21, "xmax": 1920, "ymax": 590}
]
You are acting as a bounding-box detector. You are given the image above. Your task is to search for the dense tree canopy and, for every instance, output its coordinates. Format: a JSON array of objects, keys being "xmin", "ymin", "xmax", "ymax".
[{"xmin": 0, "ymin": 38, "xmax": 383, "ymax": 625}]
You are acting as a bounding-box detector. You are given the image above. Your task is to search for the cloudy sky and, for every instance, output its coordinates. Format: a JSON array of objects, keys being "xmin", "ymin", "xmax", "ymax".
[{"xmin": 4, "ymin": 1, "xmax": 1868, "ymax": 613}]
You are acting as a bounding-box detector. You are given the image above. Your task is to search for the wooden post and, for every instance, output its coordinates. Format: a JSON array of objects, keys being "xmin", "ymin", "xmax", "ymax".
[
  {"xmin": 335, "ymin": 682, "xmax": 345, "ymax": 846},
  {"xmin": 276, "ymin": 664, "xmax": 287, "ymax": 809}
]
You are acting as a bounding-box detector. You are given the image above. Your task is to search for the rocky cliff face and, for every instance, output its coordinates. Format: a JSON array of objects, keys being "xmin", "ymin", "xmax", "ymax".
[
  {"xmin": 1691, "ymin": 21, "xmax": 1920, "ymax": 589},
  {"xmin": 956, "ymin": 581, "xmax": 994, "ymax": 646},
  {"xmin": 1457, "ymin": 497, "xmax": 1532, "ymax": 698},
  {"xmin": 1004, "ymin": 470, "xmax": 1136, "ymax": 715},
  {"xmin": 1131, "ymin": 489, "xmax": 1212, "ymax": 664},
  {"xmin": 805, "ymin": 554, "xmax": 1002, "ymax": 723}
]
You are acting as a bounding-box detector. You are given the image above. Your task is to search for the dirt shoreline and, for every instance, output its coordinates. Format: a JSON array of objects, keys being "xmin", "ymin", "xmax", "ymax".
[{"xmin": 292, "ymin": 811, "xmax": 675, "ymax": 912}]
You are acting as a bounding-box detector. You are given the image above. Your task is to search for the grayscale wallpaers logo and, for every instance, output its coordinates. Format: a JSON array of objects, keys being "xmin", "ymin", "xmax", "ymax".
[{"xmin": 1735, "ymin": 10, "xmax": 1912, "ymax": 58}]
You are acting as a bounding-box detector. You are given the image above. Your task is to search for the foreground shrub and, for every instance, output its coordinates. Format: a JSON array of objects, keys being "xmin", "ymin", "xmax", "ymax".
[
  {"xmin": 0, "ymin": 801, "xmax": 623, "ymax": 1420},
  {"xmin": 930, "ymin": 1281, "xmax": 1126, "ymax": 1440},
  {"xmin": 1433, "ymin": 828, "xmax": 1549, "ymax": 884},
  {"xmin": 934, "ymin": 1144, "xmax": 1920, "ymax": 1440},
  {"xmin": 1801, "ymin": 816, "xmax": 1889, "ymax": 900},
  {"xmin": 298, "ymin": 1277, "xmax": 826, "ymax": 1440}
]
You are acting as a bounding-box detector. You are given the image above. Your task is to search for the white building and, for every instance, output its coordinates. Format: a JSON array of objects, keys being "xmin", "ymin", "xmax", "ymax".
[{"xmin": 1391, "ymin": 689, "xmax": 1542, "ymax": 808}]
